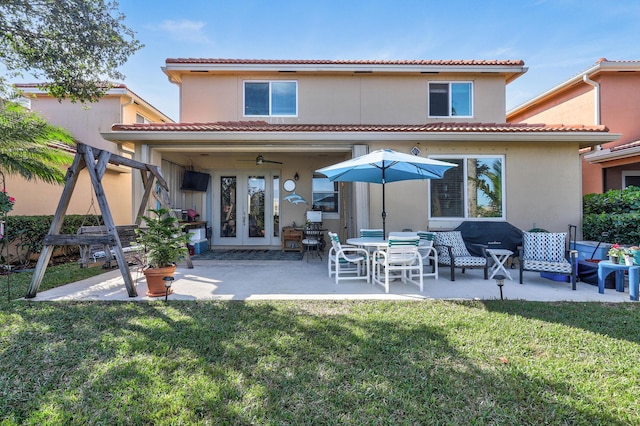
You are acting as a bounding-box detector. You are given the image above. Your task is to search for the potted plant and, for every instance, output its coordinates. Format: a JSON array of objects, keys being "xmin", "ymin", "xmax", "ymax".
[
  {"xmin": 136, "ymin": 208, "xmax": 191, "ymax": 297},
  {"xmin": 607, "ymin": 244, "xmax": 625, "ymax": 264}
]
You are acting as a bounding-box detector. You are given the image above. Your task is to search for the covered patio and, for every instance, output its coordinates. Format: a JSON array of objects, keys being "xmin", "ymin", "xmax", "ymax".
[{"xmin": 28, "ymin": 258, "xmax": 633, "ymax": 302}]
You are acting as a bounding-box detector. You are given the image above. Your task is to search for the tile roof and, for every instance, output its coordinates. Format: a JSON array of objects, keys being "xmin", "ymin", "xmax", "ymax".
[
  {"xmin": 165, "ymin": 58, "xmax": 525, "ymax": 66},
  {"xmin": 111, "ymin": 121, "xmax": 608, "ymax": 133},
  {"xmin": 611, "ymin": 139, "xmax": 640, "ymax": 151}
]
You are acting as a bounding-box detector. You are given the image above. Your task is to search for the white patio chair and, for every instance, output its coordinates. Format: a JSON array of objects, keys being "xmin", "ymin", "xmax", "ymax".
[
  {"xmin": 360, "ymin": 228, "xmax": 384, "ymax": 238},
  {"xmin": 372, "ymin": 235, "xmax": 423, "ymax": 293},
  {"xmin": 417, "ymin": 231, "xmax": 438, "ymax": 279},
  {"xmin": 327, "ymin": 232, "xmax": 370, "ymax": 284}
]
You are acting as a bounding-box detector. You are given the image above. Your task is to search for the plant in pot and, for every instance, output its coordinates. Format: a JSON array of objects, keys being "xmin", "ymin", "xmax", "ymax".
[
  {"xmin": 607, "ymin": 243, "xmax": 625, "ymax": 264},
  {"xmin": 136, "ymin": 208, "xmax": 191, "ymax": 297}
]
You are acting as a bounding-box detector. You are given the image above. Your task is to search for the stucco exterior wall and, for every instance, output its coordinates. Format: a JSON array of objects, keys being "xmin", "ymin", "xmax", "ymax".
[
  {"xmin": 599, "ymin": 72, "xmax": 640, "ymax": 144},
  {"xmin": 508, "ymin": 85, "xmax": 595, "ymax": 126},
  {"xmin": 179, "ymin": 73, "xmax": 508, "ymax": 124},
  {"xmin": 27, "ymin": 96, "xmax": 122, "ymax": 152},
  {"xmin": 149, "ymin": 139, "xmax": 583, "ymax": 240},
  {"xmin": 360, "ymin": 141, "xmax": 582, "ymax": 234},
  {"xmin": 5, "ymin": 168, "xmax": 133, "ymax": 225}
]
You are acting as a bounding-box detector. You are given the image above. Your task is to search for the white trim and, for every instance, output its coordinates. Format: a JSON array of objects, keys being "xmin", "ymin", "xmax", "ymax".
[
  {"xmin": 243, "ymin": 80, "xmax": 298, "ymax": 117},
  {"xmin": 584, "ymin": 145, "xmax": 640, "ymax": 163},
  {"xmin": 102, "ymin": 130, "xmax": 620, "ymax": 146},
  {"xmin": 622, "ymin": 171, "xmax": 640, "ymax": 188},
  {"xmin": 428, "ymin": 81, "xmax": 474, "ymax": 118},
  {"xmin": 428, "ymin": 154, "xmax": 506, "ymax": 221}
]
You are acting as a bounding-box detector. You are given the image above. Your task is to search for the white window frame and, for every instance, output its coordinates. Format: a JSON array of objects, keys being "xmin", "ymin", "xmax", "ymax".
[
  {"xmin": 428, "ymin": 81, "xmax": 473, "ymax": 118},
  {"xmin": 428, "ymin": 154, "xmax": 505, "ymax": 221},
  {"xmin": 136, "ymin": 113, "xmax": 151, "ymax": 124},
  {"xmin": 312, "ymin": 174, "xmax": 340, "ymax": 219},
  {"xmin": 622, "ymin": 171, "xmax": 640, "ymax": 188},
  {"xmin": 243, "ymin": 80, "xmax": 298, "ymax": 117}
]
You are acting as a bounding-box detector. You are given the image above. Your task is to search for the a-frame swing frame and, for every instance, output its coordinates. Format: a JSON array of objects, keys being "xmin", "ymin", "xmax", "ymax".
[{"xmin": 26, "ymin": 143, "xmax": 192, "ymax": 298}]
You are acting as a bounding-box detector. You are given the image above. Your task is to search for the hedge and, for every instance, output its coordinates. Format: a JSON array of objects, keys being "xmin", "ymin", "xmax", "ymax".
[
  {"xmin": 583, "ymin": 187, "xmax": 640, "ymax": 245},
  {"xmin": 0, "ymin": 214, "xmax": 103, "ymax": 266}
]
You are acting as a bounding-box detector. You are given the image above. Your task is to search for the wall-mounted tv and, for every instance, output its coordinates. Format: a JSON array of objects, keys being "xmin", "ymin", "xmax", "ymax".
[{"xmin": 181, "ymin": 171, "xmax": 210, "ymax": 192}]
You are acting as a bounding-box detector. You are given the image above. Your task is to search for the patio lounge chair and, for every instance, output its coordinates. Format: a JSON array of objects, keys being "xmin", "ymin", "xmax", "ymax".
[
  {"xmin": 519, "ymin": 231, "xmax": 577, "ymax": 290},
  {"xmin": 434, "ymin": 231, "xmax": 489, "ymax": 281}
]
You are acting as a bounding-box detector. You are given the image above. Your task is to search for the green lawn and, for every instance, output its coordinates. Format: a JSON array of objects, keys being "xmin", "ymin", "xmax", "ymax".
[{"xmin": 0, "ymin": 292, "xmax": 638, "ymax": 424}]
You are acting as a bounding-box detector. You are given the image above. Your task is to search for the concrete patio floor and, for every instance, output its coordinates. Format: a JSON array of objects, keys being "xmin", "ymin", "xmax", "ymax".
[{"xmin": 27, "ymin": 258, "xmax": 635, "ymax": 303}]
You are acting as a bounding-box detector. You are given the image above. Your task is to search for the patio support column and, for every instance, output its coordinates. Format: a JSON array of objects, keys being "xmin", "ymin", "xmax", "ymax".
[{"xmin": 352, "ymin": 145, "xmax": 369, "ymax": 236}]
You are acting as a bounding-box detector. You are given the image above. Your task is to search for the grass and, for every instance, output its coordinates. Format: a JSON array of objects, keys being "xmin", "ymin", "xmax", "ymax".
[
  {"xmin": 0, "ymin": 262, "xmax": 108, "ymax": 302},
  {"xmin": 0, "ymin": 288, "xmax": 638, "ymax": 424}
]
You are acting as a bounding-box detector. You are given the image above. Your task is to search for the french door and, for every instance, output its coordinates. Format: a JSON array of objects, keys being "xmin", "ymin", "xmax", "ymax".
[{"xmin": 213, "ymin": 172, "xmax": 277, "ymax": 246}]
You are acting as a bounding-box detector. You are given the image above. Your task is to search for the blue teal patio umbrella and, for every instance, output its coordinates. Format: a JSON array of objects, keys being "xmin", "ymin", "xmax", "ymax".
[{"xmin": 316, "ymin": 149, "xmax": 456, "ymax": 236}]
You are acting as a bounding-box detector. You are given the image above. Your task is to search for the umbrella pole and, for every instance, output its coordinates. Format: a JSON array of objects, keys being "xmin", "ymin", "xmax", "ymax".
[
  {"xmin": 381, "ymin": 166, "xmax": 387, "ymax": 237},
  {"xmin": 382, "ymin": 183, "xmax": 386, "ymax": 237}
]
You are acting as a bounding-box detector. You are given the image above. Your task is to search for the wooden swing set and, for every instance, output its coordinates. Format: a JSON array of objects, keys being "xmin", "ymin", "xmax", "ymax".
[{"xmin": 25, "ymin": 143, "xmax": 192, "ymax": 298}]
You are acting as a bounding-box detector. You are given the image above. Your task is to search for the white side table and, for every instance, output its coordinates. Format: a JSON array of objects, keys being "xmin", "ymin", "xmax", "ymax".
[{"xmin": 486, "ymin": 248, "xmax": 514, "ymax": 280}]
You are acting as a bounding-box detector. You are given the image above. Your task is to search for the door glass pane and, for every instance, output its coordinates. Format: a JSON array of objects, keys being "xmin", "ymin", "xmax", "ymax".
[
  {"xmin": 248, "ymin": 176, "xmax": 266, "ymax": 238},
  {"xmin": 220, "ymin": 177, "xmax": 237, "ymax": 237},
  {"xmin": 273, "ymin": 176, "xmax": 279, "ymax": 237}
]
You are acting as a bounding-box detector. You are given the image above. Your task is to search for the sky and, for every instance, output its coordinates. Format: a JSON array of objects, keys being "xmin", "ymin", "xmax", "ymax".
[{"xmin": 29, "ymin": 0, "xmax": 640, "ymax": 121}]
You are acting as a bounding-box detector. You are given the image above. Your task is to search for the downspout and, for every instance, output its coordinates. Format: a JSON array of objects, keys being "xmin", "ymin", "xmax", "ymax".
[
  {"xmin": 582, "ymin": 74, "xmax": 600, "ymax": 125},
  {"xmin": 118, "ymin": 95, "xmax": 135, "ymax": 156},
  {"xmin": 582, "ymin": 74, "xmax": 603, "ymax": 195}
]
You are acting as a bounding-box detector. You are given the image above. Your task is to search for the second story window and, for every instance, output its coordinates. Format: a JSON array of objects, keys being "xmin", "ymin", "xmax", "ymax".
[
  {"xmin": 136, "ymin": 113, "xmax": 151, "ymax": 123},
  {"xmin": 428, "ymin": 82, "xmax": 472, "ymax": 117},
  {"xmin": 244, "ymin": 81, "xmax": 297, "ymax": 116}
]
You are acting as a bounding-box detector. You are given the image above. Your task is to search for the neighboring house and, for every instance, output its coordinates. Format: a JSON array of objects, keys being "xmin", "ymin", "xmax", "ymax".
[
  {"xmin": 7, "ymin": 84, "xmax": 173, "ymax": 224},
  {"xmin": 101, "ymin": 58, "xmax": 618, "ymax": 247},
  {"xmin": 507, "ymin": 58, "xmax": 640, "ymax": 195}
]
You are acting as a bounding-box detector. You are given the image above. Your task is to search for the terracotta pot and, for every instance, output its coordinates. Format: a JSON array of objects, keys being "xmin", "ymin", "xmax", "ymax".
[{"xmin": 143, "ymin": 265, "xmax": 176, "ymax": 297}]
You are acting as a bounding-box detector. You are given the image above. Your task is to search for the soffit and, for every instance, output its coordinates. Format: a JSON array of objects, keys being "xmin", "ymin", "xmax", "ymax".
[
  {"xmin": 162, "ymin": 58, "xmax": 527, "ymax": 84},
  {"xmin": 102, "ymin": 121, "xmax": 619, "ymax": 150}
]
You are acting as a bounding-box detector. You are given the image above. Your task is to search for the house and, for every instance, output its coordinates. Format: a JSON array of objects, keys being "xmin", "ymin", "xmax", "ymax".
[
  {"xmin": 507, "ymin": 58, "xmax": 640, "ymax": 195},
  {"xmin": 8, "ymin": 83, "xmax": 172, "ymax": 224},
  {"xmin": 101, "ymin": 58, "xmax": 618, "ymax": 247}
]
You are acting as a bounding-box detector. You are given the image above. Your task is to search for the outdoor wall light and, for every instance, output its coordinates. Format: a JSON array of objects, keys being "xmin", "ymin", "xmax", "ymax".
[
  {"xmin": 494, "ymin": 274, "xmax": 505, "ymax": 300},
  {"xmin": 163, "ymin": 276, "xmax": 174, "ymax": 302},
  {"xmin": 294, "ymin": 172, "xmax": 299, "ymax": 181}
]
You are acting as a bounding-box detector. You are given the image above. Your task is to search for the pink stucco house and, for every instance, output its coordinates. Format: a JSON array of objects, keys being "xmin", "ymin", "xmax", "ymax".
[{"xmin": 508, "ymin": 58, "xmax": 640, "ymax": 195}]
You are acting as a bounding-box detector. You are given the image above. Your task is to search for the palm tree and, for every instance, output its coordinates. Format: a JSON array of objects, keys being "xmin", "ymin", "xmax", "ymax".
[
  {"xmin": 0, "ymin": 100, "xmax": 74, "ymax": 184},
  {"xmin": 475, "ymin": 160, "xmax": 502, "ymax": 217}
]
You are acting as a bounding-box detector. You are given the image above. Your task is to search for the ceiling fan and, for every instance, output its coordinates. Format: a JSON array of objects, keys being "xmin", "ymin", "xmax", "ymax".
[{"xmin": 240, "ymin": 154, "xmax": 283, "ymax": 165}]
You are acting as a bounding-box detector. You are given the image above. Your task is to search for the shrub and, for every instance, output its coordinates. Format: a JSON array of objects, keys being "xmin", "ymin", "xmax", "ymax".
[
  {"xmin": 583, "ymin": 187, "xmax": 640, "ymax": 244},
  {"xmin": 0, "ymin": 214, "xmax": 102, "ymax": 266}
]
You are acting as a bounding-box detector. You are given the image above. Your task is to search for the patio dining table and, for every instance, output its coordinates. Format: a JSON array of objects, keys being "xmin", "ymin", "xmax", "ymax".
[{"xmin": 346, "ymin": 234, "xmax": 427, "ymax": 280}]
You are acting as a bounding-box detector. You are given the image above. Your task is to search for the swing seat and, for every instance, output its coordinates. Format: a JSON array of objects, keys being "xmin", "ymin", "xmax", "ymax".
[{"xmin": 77, "ymin": 225, "xmax": 142, "ymax": 268}]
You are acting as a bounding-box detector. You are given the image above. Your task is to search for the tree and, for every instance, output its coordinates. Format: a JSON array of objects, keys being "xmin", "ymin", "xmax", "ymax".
[
  {"xmin": 0, "ymin": 101, "xmax": 74, "ymax": 184},
  {"xmin": 0, "ymin": 0, "xmax": 142, "ymax": 184},
  {"xmin": 0, "ymin": 0, "xmax": 143, "ymax": 103}
]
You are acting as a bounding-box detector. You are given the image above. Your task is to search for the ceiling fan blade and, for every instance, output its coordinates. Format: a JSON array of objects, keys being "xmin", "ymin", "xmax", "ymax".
[{"xmin": 237, "ymin": 154, "xmax": 282, "ymax": 165}]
